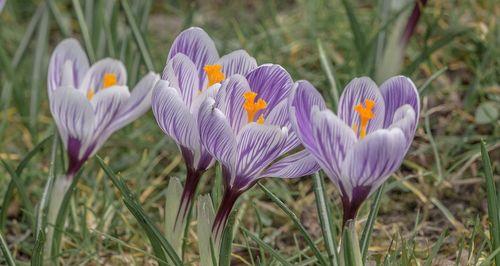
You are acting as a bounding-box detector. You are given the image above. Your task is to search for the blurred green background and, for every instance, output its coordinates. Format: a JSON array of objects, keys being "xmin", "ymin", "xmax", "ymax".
[{"xmin": 0, "ymin": 0, "xmax": 498, "ymax": 264}]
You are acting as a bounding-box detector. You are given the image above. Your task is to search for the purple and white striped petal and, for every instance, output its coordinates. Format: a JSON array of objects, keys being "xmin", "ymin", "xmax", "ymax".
[
  {"xmin": 246, "ymin": 64, "xmax": 293, "ymax": 114},
  {"xmin": 261, "ymin": 150, "xmax": 320, "ymax": 179},
  {"xmin": 217, "ymin": 50, "xmax": 257, "ymax": 77},
  {"xmin": 90, "ymin": 85, "xmax": 130, "ymax": 136},
  {"xmin": 48, "ymin": 38, "xmax": 89, "ymax": 97},
  {"xmin": 289, "ymin": 80, "xmax": 327, "ymax": 156},
  {"xmin": 389, "ymin": 104, "xmax": 417, "ymax": 150},
  {"xmin": 338, "ymin": 77, "xmax": 385, "ymax": 136},
  {"xmin": 198, "ymin": 98, "xmax": 237, "ymax": 182},
  {"xmin": 190, "ymin": 83, "xmax": 220, "ymax": 119},
  {"xmin": 50, "ymin": 86, "xmax": 95, "ymax": 158},
  {"xmin": 152, "ymin": 80, "xmax": 199, "ymax": 152},
  {"xmin": 266, "ymin": 100, "xmax": 299, "ymax": 154},
  {"xmin": 167, "ymin": 27, "xmax": 219, "ymax": 89},
  {"xmin": 340, "ymin": 128, "xmax": 407, "ymax": 199},
  {"xmin": 78, "ymin": 58, "xmax": 127, "ymax": 94},
  {"xmin": 234, "ymin": 124, "xmax": 288, "ymax": 187},
  {"xmin": 310, "ymin": 108, "xmax": 357, "ymax": 184},
  {"xmin": 162, "ymin": 53, "xmax": 199, "ymax": 108},
  {"xmin": 215, "ymin": 75, "xmax": 251, "ymax": 134},
  {"xmin": 380, "ymin": 76, "xmax": 419, "ymax": 128},
  {"xmin": 108, "ymin": 72, "xmax": 159, "ymax": 133}
]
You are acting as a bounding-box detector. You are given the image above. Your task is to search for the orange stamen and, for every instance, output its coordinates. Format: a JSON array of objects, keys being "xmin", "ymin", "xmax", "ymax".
[
  {"xmin": 103, "ymin": 73, "xmax": 118, "ymax": 89},
  {"xmin": 353, "ymin": 99, "xmax": 376, "ymax": 139},
  {"xmin": 243, "ymin": 91, "xmax": 267, "ymax": 123},
  {"xmin": 204, "ymin": 64, "xmax": 225, "ymax": 87},
  {"xmin": 87, "ymin": 89, "xmax": 94, "ymax": 100}
]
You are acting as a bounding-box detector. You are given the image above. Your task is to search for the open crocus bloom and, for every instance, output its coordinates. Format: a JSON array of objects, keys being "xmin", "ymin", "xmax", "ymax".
[
  {"xmin": 290, "ymin": 76, "xmax": 420, "ymax": 224},
  {"xmin": 151, "ymin": 27, "xmax": 259, "ymax": 228},
  {"xmin": 197, "ymin": 64, "xmax": 320, "ymax": 243},
  {"xmin": 48, "ymin": 38, "xmax": 159, "ymax": 178}
]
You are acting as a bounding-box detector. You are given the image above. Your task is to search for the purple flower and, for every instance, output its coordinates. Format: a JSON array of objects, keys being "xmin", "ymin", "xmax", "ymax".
[
  {"xmin": 197, "ymin": 64, "xmax": 320, "ymax": 243},
  {"xmin": 151, "ymin": 27, "xmax": 259, "ymax": 228},
  {"xmin": 289, "ymin": 76, "xmax": 420, "ymax": 224},
  {"xmin": 48, "ymin": 38, "xmax": 159, "ymax": 178}
]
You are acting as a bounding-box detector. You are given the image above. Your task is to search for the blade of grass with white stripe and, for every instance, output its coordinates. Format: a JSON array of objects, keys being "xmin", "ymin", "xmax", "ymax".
[
  {"xmin": 480, "ymin": 140, "xmax": 500, "ymax": 266},
  {"xmin": 258, "ymin": 182, "xmax": 328, "ymax": 266},
  {"xmin": 72, "ymin": 0, "xmax": 96, "ymax": 62},
  {"xmin": 96, "ymin": 156, "xmax": 182, "ymax": 266},
  {"xmin": 0, "ymin": 230, "xmax": 15, "ymax": 266},
  {"xmin": 360, "ymin": 183, "xmax": 385, "ymax": 263},
  {"xmin": 218, "ymin": 207, "xmax": 237, "ymax": 266},
  {"xmin": 32, "ymin": 132, "xmax": 59, "ymax": 266},
  {"xmin": 241, "ymin": 227, "xmax": 292, "ymax": 266},
  {"xmin": 313, "ymin": 173, "xmax": 339, "ymax": 266},
  {"xmin": 317, "ymin": 39, "xmax": 339, "ymax": 110}
]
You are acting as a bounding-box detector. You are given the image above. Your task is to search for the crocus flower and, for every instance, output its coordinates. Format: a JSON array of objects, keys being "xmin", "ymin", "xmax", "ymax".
[
  {"xmin": 197, "ymin": 64, "xmax": 320, "ymax": 243},
  {"xmin": 151, "ymin": 27, "xmax": 259, "ymax": 228},
  {"xmin": 0, "ymin": 0, "xmax": 5, "ymax": 13},
  {"xmin": 48, "ymin": 38, "xmax": 159, "ymax": 179},
  {"xmin": 289, "ymin": 76, "xmax": 420, "ymax": 225}
]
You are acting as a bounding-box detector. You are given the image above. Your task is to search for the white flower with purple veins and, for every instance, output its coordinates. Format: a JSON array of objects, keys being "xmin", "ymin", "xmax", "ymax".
[
  {"xmin": 151, "ymin": 27, "xmax": 259, "ymax": 226},
  {"xmin": 48, "ymin": 38, "xmax": 159, "ymax": 178},
  {"xmin": 289, "ymin": 76, "xmax": 420, "ymax": 224},
  {"xmin": 197, "ymin": 64, "xmax": 320, "ymax": 242}
]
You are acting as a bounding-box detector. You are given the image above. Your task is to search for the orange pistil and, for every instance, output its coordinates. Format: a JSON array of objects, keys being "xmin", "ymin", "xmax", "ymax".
[
  {"xmin": 204, "ymin": 64, "xmax": 225, "ymax": 87},
  {"xmin": 243, "ymin": 91, "xmax": 267, "ymax": 124},
  {"xmin": 353, "ymin": 99, "xmax": 375, "ymax": 139}
]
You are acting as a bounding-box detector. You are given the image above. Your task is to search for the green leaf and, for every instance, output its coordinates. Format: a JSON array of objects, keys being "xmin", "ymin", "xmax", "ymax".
[
  {"xmin": 317, "ymin": 39, "xmax": 339, "ymax": 110},
  {"xmin": 481, "ymin": 140, "xmax": 500, "ymax": 266},
  {"xmin": 340, "ymin": 0, "xmax": 366, "ymax": 66},
  {"xmin": 218, "ymin": 206, "xmax": 237, "ymax": 266},
  {"xmin": 360, "ymin": 183, "xmax": 385, "ymax": 263},
  {"xmin": 72, "ymin": 0, "xmax": 96, "ymax": 63},
  {"xmin": 340, "ymin": 221, "xmax": 362, "ymax": 266},
  {"xmin": 313, "ymin": 173, "xmax": 339, "ymax": 266},
  {"xmin": 424, "ymin": 229, "xmax": 448, "ymax": 266},
  {"xmin": 475, "ymin": 101, "xmax": 498, "ymax": 125},
  {"xmin": 258, "ymin": 182, "xmax": 327, "ymax": 265},
  {"xmin": 164, "ymin": 177, "xmax": 184, "ymax": 257},
  {"xmin": 0, "ymin": 230, "xmax": 16, "ymax": 266},
  {"xmin": 96, "ymin": 156, "xmax": 182, "ymax": 266},
  {"xmin": 197, "ymin": 194, "xmax": 217, "ymax": 266},
  {"xmin": 241, "ymin": 227, "xmax": 292, "ymax": 266}
]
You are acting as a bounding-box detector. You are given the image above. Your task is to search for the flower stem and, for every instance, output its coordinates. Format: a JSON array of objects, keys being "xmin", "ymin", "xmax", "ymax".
[{"xmin": 211, "ymin": 189, "xmax": 240, "ymax": 248}]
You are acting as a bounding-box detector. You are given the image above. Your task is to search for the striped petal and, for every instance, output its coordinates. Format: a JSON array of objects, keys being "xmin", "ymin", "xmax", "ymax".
[
  {"xmin": 78, "ymin": 58, "xmax": 127, "ymax": 95},
  {"xmin": 90, "ymin": 85, "xmax": 130, "ymax": 137},
  {"xmin": 152, "ymin": 80, "xmax": 199, "ymax": 152},
  {"xmin": 217, "ymin": 50, "xmax": 257, "ymax": 77},
  {"xmin": 338, "ymin": 77, "xmax": 385, "ymax": 137},
  {"xmin": 380, "ymin": 76, "xmax": 420, "ymax": 128},
  {"xmin": 340, "ymin": 128, "xmax": 407, "ymax": 200},
  {"xmin": 167, "ymin": 27, "xmax": 219, "ymax": 89},
  {"xmin": 234, "ymin": 124, "xmax": 288, "ymax": 188},
  {"xmin": 198, "ymin": 97, "xmax": 237, "ymax": 182},
  {"xmin": 289, "ymin": 80, "xmax": 327, "ymax": 155},
  {"xmin": 48, "ymin": 38, "xmax": 89, "ymax": 97},
  {"xmin": 266, "ymin": 100, "xmax": 299, "ymax": 154},
  {"xmin": 261, "ymin": 150, "xmax": 320, "ymax": 179},
  {"xmin": 389, "ymin": 104, "xmax": 417, "ymax": 150},
  {"xmin": 162, "ymin": 53, "xmax": 199, "ymax": 107},
  {"xmin": 108, "ymin": 72, "xmax": 160, "ymax": 133},
  {"xmin": 50, "ymin": 86, "xmax": 95, "ymax": 159},
  {"xmin": 310, "ymin": 108, "xmax": 357, "ymax": 185},
  {"xmin": 215, "ymin": 74, "xmax": 251, "ymax": 134},
  {"xmin": 246, "ymin": 64, "xmax": 293, "ymax": 113}
]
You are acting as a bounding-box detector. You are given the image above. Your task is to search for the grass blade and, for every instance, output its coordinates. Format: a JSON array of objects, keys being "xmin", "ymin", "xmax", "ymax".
[
  {"xmin": 340, "ymin": 0, "xmax": 366, "ymax": 64},
  {"xmin": 32, "ymin": 133, "xmax": 59, "ymax": 266},
  {"xmin": 424, "ymin": 229, "xmax": 448, "ymax": 266},
  {"xmin": 72, "ymin": 0, "xmax": 96, "ymax": 62},
  {"xmin": 317, "ymin": 39, "xmax": 339, "ymax": 109},
  {"xmin": 340, "ymin": 221, "xmax": 362, "ymax": 266},
  {"xmin": 258, "ymin": 182, "xmax": 327, "ymax": 265},
  {"xmin": 119, "ymin": 0, "xmax": 155, "ymax": 71},
  {"xmin": 360, "ymin": 183, "xmax": 385, "ymax": 263},
  {"xmin": 241, "ymin": 227, "xmax": 292, "ymax": 266},
  {"xmin": 96, "ymin": 156, "xmax": 182, "ymax": 266},
  {"xmin": 0, "ymin": 230, "xmax": 15, "ymax": 266},
  {"xmin": 312, "ymin": 173, "xmax": 339, "ymax": 266},
  {"xmin": 480, "ymin": 140, "xmax": 500, "ymax": 266},
  {"xmin": 0, "ymin": 160, "xmax": 34, "ymax": 226},
  {"xmin": 218, "ymin": 207, "xmax": 237, "ymax": 266}
]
